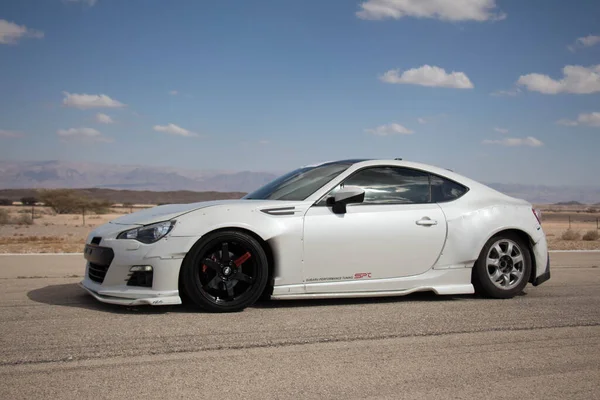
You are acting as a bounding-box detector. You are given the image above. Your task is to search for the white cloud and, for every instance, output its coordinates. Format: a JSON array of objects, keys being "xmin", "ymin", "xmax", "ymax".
[
  {"xmin": 0, "ymin": 129, "xmax": 23, "ymax": 138},
  {"xmin": 258, "ymin": 139, "xmax": 270, "ymax": 145},
  {"xmin": 417, "ymin": 113, "xmax": 447, "ymax": 124},
  {"xmin": 494, "ymin": 127, "xmax": 509, "ymax": 134},
  {"xmin": 556, "ymin": 119, "xmax": 578, "ymax": 127},
  {"xmin": 0, "ymin": 19, "xmax": 44, "ymax": 45},
  {"xmin": 62, "ymin": 92, "xmax": 126, "ymax": 109},
  {"xmin": 356, "ymin": 0, "xmax": 505, "ymax": 22},
  {"xmin": 576, "ymin": 113, "xmax": 600, "ymax": 127},
  {"xmin": 490, "ymin": 87, "xmax": 521, "ymax": 97},
  {"xmin": 63, "ymin": 0, "xmax": 97, "ymax": 6},
  {"xmin": 57, "ymin": 127, "xmax": 112, "ymax": 142},
  {"xmin": 169, "ymin": 90, "xmax": 178, "ymax": 95},
  {"xmin": 95, "ymin": 113, "xmax": 114, "ymax": 124},
  {"xmin": 482, "ymin": 137, "xmax": 543, "ymax": 147},
  {"xmin": 557, "ymin": 112, "xmax": 600, "ymax": 128},
  {"xmin": 153, "ymin": 123, "xmax": 198, "ymax": 137},
  {"xmin": 517, "ymin": 65, "xmax": 600, "ymax": 94},
  {"xmin": 568, "ymin": 35, "xmax": 600, "ymax": 51},
  {"xmin": 380, "ymin": 65, "xmax": 474, "ymax": 89},
  {"xmin": 365, "ymin": 123, "xmax": 414, "ymax": 136}
]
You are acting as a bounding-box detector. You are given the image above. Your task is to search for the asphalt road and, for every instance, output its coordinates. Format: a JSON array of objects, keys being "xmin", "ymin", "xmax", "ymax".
[{"xmin": 0, "ymin": 252, "xmax": 599, "ymax": 399}]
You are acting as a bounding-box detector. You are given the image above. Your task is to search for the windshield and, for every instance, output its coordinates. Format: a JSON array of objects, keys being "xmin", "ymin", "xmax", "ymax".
[{"xmin": 244, "ymin": 162, "xmax": 351, "ymax": 201}]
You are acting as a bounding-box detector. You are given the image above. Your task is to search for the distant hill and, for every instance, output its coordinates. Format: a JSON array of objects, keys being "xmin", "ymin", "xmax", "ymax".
[
  {"xmin": 486, "ymin": 183, "xmax": 600, "ymax": 204},
  {"xmin": 554, "ymin": 201, "xmax": 584, "ymax": 206},
  {"xmin": 0, "ymin": 160, "xmax": 277, "ymax": 193}
]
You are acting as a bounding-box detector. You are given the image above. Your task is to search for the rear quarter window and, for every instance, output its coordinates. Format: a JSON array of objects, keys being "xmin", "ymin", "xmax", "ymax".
[{"xmin": 430, "ymin": 175, "xmax": 468, "ymax": 202}]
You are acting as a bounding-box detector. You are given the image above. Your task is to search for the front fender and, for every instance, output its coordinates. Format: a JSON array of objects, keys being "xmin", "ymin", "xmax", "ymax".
[{"xmin": 168, "ymin": 203, "xmax": 308, "ymax": 287}]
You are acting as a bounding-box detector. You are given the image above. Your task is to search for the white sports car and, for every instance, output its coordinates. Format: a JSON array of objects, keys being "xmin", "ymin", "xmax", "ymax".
[{"xmin": 79, "ymin": 158, "xmax": 550, "ymax": 312}]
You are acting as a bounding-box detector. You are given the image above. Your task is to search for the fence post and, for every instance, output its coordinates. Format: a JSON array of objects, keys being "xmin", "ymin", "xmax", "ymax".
[
  {"xmin": 568, "ymin": 215, "xmax": 571, "ymax": 229},
  {"xmin": 31, "ymin": 205, "xmax": 34, "ymax": 223}
]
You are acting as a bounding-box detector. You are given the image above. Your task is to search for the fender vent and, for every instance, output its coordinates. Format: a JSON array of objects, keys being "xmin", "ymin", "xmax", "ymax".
[{"xmin": 260, "ymin": 207, "xmax": 296, "ymax": 216}]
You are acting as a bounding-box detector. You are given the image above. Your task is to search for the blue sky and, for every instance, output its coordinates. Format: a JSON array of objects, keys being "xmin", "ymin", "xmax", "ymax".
[{"xmin": 1, "ymin": 0, "xmax": 599, "ymax": 186}]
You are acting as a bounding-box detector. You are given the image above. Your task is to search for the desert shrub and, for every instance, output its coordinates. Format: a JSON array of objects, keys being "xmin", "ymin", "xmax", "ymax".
[
  {"xmin": 561, "ymin": 229, "xmax": 581, "ymax": 241},
  {"xmin": 20, "ymin": 197, "xmax": 38, "ymax": 206},
  {"xmin": 39, "ymin": 190, "xmax": 112, "ymax": 214},
  {"xmin": 0, "ymin": 209, "xmax": 9, "ymax": 224},
  {"xmin": 0, "ymin": 210, "xmax": 33, "ymax": 225},
  {"xmin": 39, "ymin": 207, "xmax": 56, "ymax": 216},
  {"xmin": 15, "ymin": 214, "xmax": 33, "ymax": 225},
  {"xmin": 0, "ymin": 198, "xmax": 12, "ymax": 206},
  {"xmin": 89, "ymin": 202, "xmax": 112, "ymax": 214},
  {"xmin": 582, "ymin": 230, "xmax": 600, "ymax": 241},
  {"xmin": 18, "ymin": 209, "xmax": 40, "ymax": 218},
  {"xmin": 40, "ymin": 190, "xmax": 85, "ymax": 214}
]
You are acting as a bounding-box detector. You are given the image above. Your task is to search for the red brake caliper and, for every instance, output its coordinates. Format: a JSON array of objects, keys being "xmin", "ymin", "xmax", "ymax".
[
  {"xmin": 234, "ymin": 252, "xmax": 251, "ymax": 267},
  {"xmin": 202, "ymin": 253, "xmax": 251, "ymax": 273}
]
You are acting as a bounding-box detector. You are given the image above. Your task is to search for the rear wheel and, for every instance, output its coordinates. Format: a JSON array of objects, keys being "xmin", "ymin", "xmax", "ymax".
[
  {"xmin": 181, "ymin": 231, "xmax": 269, "ymax": 312},
  {"xmin": 473, "ymin": 234, "xmax": 532, "ymax": 299}
]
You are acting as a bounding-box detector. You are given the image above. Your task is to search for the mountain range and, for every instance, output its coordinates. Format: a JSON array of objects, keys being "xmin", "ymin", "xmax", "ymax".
[
  {"xmin": 1, "ymin": 160, "xmax": 599, "ymax": 204},
  {"xmin": 0, "ymin": 160, "xmax": 278, "ymax": 193}
]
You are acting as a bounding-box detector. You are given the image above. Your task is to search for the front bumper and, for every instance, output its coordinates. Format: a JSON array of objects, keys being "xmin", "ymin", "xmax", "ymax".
[{"xmin": 79, "ymin": 223, "xmax": 199, "ymax": 306}]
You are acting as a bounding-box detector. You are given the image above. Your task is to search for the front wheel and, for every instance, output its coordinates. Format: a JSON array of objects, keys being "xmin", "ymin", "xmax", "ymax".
[
  {"xmin": 473, "ymin": 234, "xmax": 532, "ymax": 299},
  {"xmin": 180, "ymin": 231, "xmax": 269, "ymax": 312}
]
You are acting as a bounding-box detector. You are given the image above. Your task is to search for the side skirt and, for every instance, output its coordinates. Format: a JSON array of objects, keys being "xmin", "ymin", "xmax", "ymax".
[
  {"xmin": 272, "ymin": 266, "xmax": 474, "ymax": 298},
  {"xmin": 271, "ymin": 284, "xmax": 474, "ymax": 300}
]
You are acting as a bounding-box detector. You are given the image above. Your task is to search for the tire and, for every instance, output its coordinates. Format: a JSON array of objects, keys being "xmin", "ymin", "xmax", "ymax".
[
  {"xmin": 180, "ymin": 230, "xmax": 269, "ymax": 312},
  {"xmin": 473, "ymin": 233, "xmax": 532, "ymax": 299}
]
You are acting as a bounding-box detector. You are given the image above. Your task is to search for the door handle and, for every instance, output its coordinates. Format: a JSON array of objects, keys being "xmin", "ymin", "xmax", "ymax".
[{"xmin": 416, "ymin": 217, "xmax": 437, "ymax": 226}]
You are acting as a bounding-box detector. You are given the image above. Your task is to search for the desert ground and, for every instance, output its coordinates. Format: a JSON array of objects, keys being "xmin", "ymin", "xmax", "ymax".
[
  {"xmin": 0, "ymin": 205, "xmax": 145, "ymax": 253},
  {"xmin": 0, "ymin": 252, "xmax": 598, "ymax": 399},
  {"xmin": 1, "ymin": 204, "xmax": 599, "ymax": 253}
]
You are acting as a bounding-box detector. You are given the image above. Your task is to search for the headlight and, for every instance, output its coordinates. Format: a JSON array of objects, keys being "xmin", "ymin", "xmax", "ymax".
[{"xmin": 117, "ymin": 221, "xmax": 176, "ymax": 244}]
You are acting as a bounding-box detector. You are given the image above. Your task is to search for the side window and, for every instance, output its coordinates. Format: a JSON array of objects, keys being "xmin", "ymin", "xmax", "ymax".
[
  {"xmin": 326, "ymin": 167, "xmax": 431, "ymax": 205},
  {"xmin": 430, "ymin": 175, "xmax": 468, "ymax": 202}
]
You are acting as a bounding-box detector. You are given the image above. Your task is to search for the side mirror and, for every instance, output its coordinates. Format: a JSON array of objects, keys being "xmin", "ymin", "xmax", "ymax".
[{"xmin": 327, "ymin": 186, "xmax": 365, "ymax": 214}]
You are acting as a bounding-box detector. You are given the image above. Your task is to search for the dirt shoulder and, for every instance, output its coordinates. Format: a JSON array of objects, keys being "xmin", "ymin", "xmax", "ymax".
[{"xmin": 0, "ymin": 206, "xmax": 127, "ymax": 253}]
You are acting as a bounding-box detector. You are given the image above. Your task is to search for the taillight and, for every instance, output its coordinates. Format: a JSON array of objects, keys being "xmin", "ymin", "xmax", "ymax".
[{"xmin": 532, "ymin": 208, "xmax": 542, "ymax": 224}]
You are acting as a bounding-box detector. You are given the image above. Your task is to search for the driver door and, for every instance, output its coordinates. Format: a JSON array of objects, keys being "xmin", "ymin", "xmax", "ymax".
[{"xmin": 302, "ymin": 166, "xmax": 447, "ymax": 293}]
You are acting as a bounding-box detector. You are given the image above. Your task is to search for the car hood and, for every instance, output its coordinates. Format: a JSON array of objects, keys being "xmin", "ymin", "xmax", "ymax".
[{"xmin": 108, "ymin": 199, "xmax": 302, "ymax": 226}]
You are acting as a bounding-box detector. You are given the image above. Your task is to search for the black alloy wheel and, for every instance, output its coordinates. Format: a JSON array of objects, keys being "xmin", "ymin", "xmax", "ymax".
[{"xmin": 181, "ymin": 230, "xmax": 269, "ymax": 312}]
